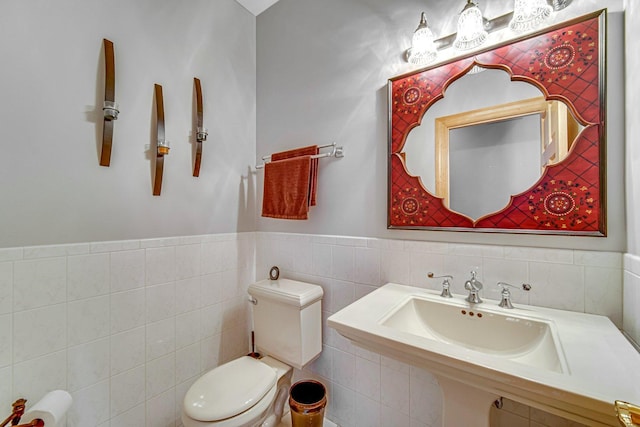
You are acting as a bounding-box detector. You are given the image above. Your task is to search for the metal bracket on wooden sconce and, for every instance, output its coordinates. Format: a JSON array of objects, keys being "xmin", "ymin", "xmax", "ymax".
[
  {"xmin": 153, "ymin": 84, "xmax": 169, "ymax": 196},
  {"xmin": 193, "ymin": 77, "xmax": 208, "ymax": 177},
  {"xmin": 100, "ymin": 38, "xmax": 118, "ymax": 167}
]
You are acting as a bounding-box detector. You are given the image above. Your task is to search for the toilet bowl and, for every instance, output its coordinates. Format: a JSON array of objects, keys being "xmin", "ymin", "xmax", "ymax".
[
  {"xmin": 182, "ymin": 279, "xmax": 323, "ymax": 427},
  {"xmin": 182, "ymin": 356, "xmax": 292, "ymax": 427}
]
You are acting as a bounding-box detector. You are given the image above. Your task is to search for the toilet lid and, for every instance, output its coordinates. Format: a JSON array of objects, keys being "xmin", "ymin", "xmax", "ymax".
[{"xmin": 184, "ymin": 356, "xmax": 277, "ymax": 422}]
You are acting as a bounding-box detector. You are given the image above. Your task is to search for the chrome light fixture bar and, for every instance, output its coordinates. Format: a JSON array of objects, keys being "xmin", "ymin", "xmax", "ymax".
[{"xmin": 433, "ymin": 12, "xmax": 513, "ymax": 51}]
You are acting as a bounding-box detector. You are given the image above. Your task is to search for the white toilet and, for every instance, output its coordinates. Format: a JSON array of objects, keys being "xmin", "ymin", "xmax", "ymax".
[{"xmin": 182, "ymin": 278, "xmax": 324, "ymax": 427}]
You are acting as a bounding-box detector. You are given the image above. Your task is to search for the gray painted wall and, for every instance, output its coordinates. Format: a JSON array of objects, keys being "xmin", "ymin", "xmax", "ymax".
[
  {"xmin": 0, "ymin": 0, "xmax": 629, "ymax": 253},
  {"xmin": 256, "ymin": 0, "xmax": 626, "ymax": 251},
  {"xmin": 449, "ymin": 116, "xmax": 540, "ymax": 219},
  {"xmin": 623, "ymin": 0, "xmax": 640, "ymax": 346},
  {"xmin": 0, "ymin": 0, "xmax": 257, "ymax": 248},
  {"xmin": 626, "ymin": 0, "xmax": 640, "ymax": 256}
]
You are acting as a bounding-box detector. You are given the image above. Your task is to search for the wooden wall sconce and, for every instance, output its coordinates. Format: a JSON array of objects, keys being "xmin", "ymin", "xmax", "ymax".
[
  {"xmin": 153, "ymin": 84, "xmax": 170, "ymax": 196},
  {"xmin": 193, "ymin": 77, "xmax": 208, "ymax": 177},
  {"xmin": 100, "ymin": 39, "xmax": 118, "ymax": 167}
]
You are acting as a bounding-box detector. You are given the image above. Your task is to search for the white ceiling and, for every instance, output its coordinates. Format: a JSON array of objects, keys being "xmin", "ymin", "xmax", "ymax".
[{"xmin": 236, "ymin": 0, "xmax": 280, "ymax": 15}]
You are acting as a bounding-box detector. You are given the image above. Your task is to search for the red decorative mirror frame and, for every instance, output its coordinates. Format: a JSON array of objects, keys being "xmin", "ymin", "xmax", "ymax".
[{"xmin": 388, "ymin": 10, "xmax": 606, "ymax": 236}]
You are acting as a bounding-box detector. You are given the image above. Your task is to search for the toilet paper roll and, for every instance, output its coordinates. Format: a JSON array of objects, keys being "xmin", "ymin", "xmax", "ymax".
[{"xmin": 20, "ymin": 390, "xmax": 72, "ymax": 427}]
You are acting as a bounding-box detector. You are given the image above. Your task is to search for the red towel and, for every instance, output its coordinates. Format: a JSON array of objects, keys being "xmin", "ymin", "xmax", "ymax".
[
  {"xmin": 271, "ymin": 145, "xmax": 319, "ymax": 206},
  {"xmin": 262, "ymin": 156, "xmax": 312, "ymax": 220}
]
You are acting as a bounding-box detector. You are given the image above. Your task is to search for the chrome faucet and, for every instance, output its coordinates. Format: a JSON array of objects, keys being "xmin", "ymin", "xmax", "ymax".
[
  {"xmin": 464, "ymin": 270, "xmax": 483, "ymax": 304},
  {"xmin": 428, "ymin": 272, "xmax": 453, "ymax": 298},
  {"xmin": 497, "ymin": 282, "xmax": 532, "ymax": 309}
]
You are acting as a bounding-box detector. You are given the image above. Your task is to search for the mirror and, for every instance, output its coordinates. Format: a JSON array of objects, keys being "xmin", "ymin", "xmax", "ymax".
[
  {"xmin": 388, "ymin": 10, "xmax": 605, "ymax": 235},
  {"xmin": 403, "ymin": 68, "xmax": 583, "ymax": 220}
]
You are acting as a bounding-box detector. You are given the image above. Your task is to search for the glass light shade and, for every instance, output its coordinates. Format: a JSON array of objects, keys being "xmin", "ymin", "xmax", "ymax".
[
  {"xmin": 509, "ymin": 0, "xmax": 553, "ymax": 33},
  {"xmin": 453, "ymin": 0, "xmax": 488, "ymax": 51},
  {"xmin": 550, "ymin": 0, "xmax": 571, "ymax": 11},
  {"xmin": 407, "ymin": 12, "xmax": 437, "ymax": 66}
]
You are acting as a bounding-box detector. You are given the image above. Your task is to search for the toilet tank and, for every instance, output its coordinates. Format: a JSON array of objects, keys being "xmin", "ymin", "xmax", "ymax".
[{"xmin": 248, "ymin": 279, "xmax": 323, "ymax": 370}]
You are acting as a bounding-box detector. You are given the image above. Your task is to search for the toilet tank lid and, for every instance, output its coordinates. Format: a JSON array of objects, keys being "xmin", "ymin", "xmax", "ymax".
[
  {"xmin": 248, "ymin": 279, "xmax": 323, "ymax": 308},
  {"xmin": 183, "ymin": 356, "xmax": 276, "ymax": 422}
]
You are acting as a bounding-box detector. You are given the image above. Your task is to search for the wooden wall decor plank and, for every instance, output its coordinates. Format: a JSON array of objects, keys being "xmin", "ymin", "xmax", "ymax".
[
  {"xmin": 100, "ymin": 39, "xmax": 118, "ymax": 167},
  {"xmin": 193, "ymin": 77, "xmax": 206, "ymax": 177},
  {"xmin": 153, "ymin": 84, "xmax": 166, "ymax": 196}
]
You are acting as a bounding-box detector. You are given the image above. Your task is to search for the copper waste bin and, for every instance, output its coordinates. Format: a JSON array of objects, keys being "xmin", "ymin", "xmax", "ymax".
[{"xmin": 289, "ymin": 380, "xmax": 327, "ymax": 427}]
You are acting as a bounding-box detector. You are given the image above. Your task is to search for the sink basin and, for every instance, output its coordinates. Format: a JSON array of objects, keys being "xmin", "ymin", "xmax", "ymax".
[
  {"xmin": 380, "ymin": 295, "xmax": 565, "ymax": 373},
  {"xmin": 328, "ymin": 283, "xmax": 640, "ymax": 427}
]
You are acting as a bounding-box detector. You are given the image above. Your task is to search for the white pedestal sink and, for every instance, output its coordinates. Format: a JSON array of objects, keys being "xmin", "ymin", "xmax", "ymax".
[
  {"xmin": 327, "ymin": 283, "xmax": 640, "ymax": 427},
  {"xmin": 436, "ymin": 376, "xmax": 498, "ymax": 427},
  {"xmin": 380, "ymin": 294, "xmax": 566, "ymax": 373}
]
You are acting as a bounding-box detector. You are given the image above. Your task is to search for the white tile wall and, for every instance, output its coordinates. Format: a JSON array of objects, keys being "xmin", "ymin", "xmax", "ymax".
[
  {"xmin": 0, "ymin": 231, "xmax": 629, "ymax": 427},
  {"xmin": 0, "ymin": 233, "xmax": 254, "ymax": 427},
  {"xmin": 623, "ymin": 253, "xmax": 640, "ymax": 347},
  {"xmin": 256, "ymin": 232, "xmax": 625, "ymax": 427}
]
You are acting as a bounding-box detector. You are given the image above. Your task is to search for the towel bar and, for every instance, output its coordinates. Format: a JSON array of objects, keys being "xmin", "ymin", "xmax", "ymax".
[{"xmin": 255, "ymin": 142, "xmax": 344, "ymax": 169}]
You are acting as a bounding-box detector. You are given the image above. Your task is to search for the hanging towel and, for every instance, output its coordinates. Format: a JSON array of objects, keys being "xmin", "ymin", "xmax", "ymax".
[
  {"xmin": 271, "ymin": 145, "xmax": 319, "ymax": 206},
  {"xmin": 262, "ymin": 155, "xmax": 312, "ymax": 220}
]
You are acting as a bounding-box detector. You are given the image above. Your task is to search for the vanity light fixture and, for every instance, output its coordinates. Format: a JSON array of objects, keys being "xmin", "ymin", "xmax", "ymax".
[
  {"xmin": 509, "ymin": 0, "xmax": 553, "ymax": 33},
  {"xmin": 407, "ymin": 12, "xmax": 438, "ymax": 66},
  {"xmin": 403, "ymin": 0, "xmax": 572, "ymax": 65},
  {"xmin": 453, "ymin": 0, "xmax": 488, "ymax": 51}
]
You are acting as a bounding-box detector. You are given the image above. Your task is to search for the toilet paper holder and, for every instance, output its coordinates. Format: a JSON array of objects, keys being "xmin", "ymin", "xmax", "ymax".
[{"xmin": 1, "ymin": 399, "xmax": 44, "ymax": 427}]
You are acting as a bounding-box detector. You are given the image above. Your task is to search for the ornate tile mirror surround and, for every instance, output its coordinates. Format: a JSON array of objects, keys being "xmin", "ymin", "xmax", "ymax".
[{"xmin": 388, "ymin": 10, "xmax": 606, "ymax": 236}]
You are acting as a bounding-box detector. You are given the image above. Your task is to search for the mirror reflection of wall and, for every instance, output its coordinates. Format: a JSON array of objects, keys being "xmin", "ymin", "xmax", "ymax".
[
  {"xmin": 449, "ymin": 115, "xmax": 540, "ymax": 219},
  {"xmin": 403, "ymin": 67, "xmax": 584, "ymax": 221},
  {"xmin": 404, "ymin": 68, "xmax": 541, "ymax": 191}
]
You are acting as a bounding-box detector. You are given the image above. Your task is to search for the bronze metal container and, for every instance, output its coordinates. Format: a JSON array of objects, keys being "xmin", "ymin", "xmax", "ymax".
[{"xmin": 289, "ymin": 380, "xmax": 327, "ymax": 427}]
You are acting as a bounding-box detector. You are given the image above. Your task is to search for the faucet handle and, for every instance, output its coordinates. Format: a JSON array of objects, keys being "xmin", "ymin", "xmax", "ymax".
[
  {"xmin": 497, "ymin": 282, "xmax": 532, "ymax": 291},
  {"xmin": 465, "ymin": 270, "xmax": 483, "ymax": 291},
  {"xmin": 427, "ymin": 272, "xmax": 453, "ymax": 298},
  {"xmin": 497, "ymin": 282, "xmax": 532, "ymax": 309}
]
